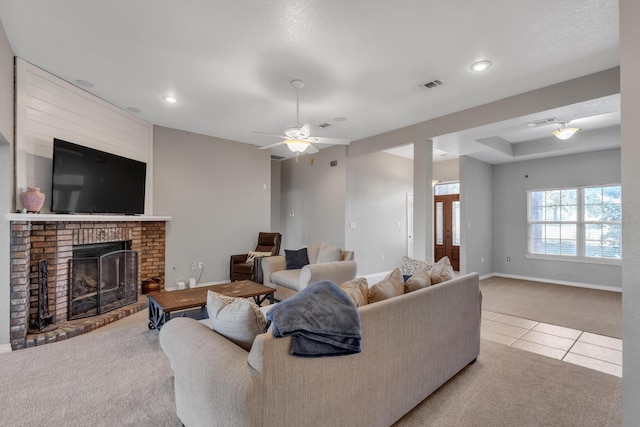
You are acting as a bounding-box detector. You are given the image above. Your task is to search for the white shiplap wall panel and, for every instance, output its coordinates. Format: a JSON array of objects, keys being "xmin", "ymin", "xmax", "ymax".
[{"xmin": 15, "ymin": 58, "xmax": 153, "ymax": 214}]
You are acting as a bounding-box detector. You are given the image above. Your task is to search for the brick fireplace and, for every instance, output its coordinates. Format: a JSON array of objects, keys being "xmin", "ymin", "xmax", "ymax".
[{"xmin": 9, "ymin": 217, "xmax": 168, "ymax": 350}]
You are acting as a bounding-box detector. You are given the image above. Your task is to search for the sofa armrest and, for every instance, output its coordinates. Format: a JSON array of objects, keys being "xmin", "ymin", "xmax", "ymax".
[
  {"xmin": 299, "ymin": 260, "xmax": 357, "ymax": 288},
  {"xmin": 261, "ymin": 255, "xmax": 287, "ymax": 289},
  {"xmin": 159, "ymin": 317, "xmax": 262, "ymax": 426}
]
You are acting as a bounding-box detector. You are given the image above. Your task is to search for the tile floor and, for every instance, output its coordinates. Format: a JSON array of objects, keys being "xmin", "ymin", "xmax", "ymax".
[{"xmin": 481, "ymin": 310, "xmax": 622, "ymax": 377}]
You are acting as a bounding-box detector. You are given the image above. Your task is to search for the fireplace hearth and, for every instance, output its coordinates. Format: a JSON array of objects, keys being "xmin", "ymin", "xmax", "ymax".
[
  {"xmin": 70, "ymin": 243, "xmax": 139, "ymax": 320},
  {"xmin": 10, "ymin": 218, "xmax": 167, "ymax": 350}
]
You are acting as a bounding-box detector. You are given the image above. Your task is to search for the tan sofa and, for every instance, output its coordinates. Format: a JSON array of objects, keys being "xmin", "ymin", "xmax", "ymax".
[
  {"xmin": 159, "ymin": 272, "xmax": 481, "ymax": 427},
  {"xmin": 261, "ymin": 244, "xmax": 357, "ymax": 300}
]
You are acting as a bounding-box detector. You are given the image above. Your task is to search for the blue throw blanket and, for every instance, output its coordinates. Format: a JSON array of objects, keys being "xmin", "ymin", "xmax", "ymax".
[{"xmin": 266, "ymin": 280, "xmax": 362, "ymax": 357}]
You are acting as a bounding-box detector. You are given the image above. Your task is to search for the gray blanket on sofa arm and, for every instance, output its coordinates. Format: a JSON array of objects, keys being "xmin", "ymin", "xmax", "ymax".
[{"xmin": 266, "ymin": 280, "xmax": 362, "ymax": 357}]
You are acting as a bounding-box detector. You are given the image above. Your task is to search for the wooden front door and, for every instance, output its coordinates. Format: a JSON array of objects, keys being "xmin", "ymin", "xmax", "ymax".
[{"xmin": 434, "ymin": 194, "xmax": 460, "ymax": 270}]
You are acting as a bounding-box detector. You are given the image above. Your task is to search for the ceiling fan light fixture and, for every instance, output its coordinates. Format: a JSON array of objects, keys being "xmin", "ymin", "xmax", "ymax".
[
  {"xmin": 552, "ymin": 122, "xmax": 581, "ymax": 140},
  {"xmin": 284, "ymin": 138, "xmax": 310, "ymax": 153}
]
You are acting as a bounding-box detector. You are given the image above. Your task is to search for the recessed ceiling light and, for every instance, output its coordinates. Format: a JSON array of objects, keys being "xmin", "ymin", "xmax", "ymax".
[
  {"xmin": 469, "ymin": 60, "xmax": 492, "ymax": 72},
  {"xmin": 163, "ymin": 96, "xmax": 177, "ymax": 104},
  {"xmin": 75, "ymin": 79, "xmax": 94, "ymax": 87}
]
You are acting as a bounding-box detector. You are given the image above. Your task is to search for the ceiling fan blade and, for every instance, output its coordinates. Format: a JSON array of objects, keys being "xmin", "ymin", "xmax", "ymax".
[
  {"xmin": 307, "ymin": 136, "xmax": 351, "ymax": 145},
  {"xmin": 250, "ymin": 130, "xmax": 287, "ymax": 139},
  {"xmin": 305, "ymin": 144, "xmax": 319, "ymax": 154},
  {"xmin": 258, "ymin": 140, "xmax": 287, "ymax": 150},
  {"xmin": 300, "ymin": 123, "xmax": 311, "ymax": 138}
]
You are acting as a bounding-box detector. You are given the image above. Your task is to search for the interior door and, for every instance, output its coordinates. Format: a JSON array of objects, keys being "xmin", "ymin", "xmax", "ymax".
[{"xmin": 434, "ymin": 194, "xmax": 460, "ymax": 270}]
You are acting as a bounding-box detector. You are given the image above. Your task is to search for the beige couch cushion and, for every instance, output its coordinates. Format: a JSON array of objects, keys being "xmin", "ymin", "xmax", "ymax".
[
  {"xmin": 405, "ymin": 269, "xmax": 431, "ymax": 292},
  {"xmin": 206, "ymin": 291, "xmax": 267, "ymax": 351},
  {"xmin": 430, "ymin": 256, "xmax": 455, "ymax": 284},
  {"xmin": 340, "ymin": 277, "xmax": 369, "ymax": 307},
  {"xmin": 368, "ymin": 268, "xmax": 404, "ymax": 303}
]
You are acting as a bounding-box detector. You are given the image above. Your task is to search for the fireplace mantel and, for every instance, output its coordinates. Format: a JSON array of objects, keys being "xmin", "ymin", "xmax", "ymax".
[{"xmin": 7, "ymin": 213, "xmax": 171, "ymax": 222}]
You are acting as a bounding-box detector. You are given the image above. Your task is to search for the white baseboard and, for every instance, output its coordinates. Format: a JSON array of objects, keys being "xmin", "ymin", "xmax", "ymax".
[
  {"xmin": 487, "ymin": 272, "xmax": 622, "ymax": 293},
  {"xmin": 0, "ymin": 343, "xmax": 12, "ymax": 353}
]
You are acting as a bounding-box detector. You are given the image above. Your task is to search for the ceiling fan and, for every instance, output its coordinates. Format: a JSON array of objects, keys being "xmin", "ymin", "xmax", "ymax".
[{"xmin": 252, "ymin": 79, "xmax": 350, "ymax": 155}]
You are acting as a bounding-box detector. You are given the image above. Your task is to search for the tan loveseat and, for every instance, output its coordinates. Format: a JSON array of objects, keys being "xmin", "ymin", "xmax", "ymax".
[
  {"xmin": 261, "ymin": 244, "xmax": 357, "ymax": 300},
  {"xmin": 159, "ymin": 273, "xmax": 481, "ymax": 427}
]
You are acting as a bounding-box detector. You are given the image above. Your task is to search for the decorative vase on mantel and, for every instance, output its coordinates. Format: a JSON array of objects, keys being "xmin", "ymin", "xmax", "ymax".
[{"xmin": 22, "ymin": 187, "xmax": 45, "ymax": 213}]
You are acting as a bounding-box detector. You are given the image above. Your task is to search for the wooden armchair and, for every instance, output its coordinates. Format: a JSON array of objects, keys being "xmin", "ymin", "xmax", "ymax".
[{"xmin": 229, "ymin": 232, "xmax": 282, "ymax": 282}]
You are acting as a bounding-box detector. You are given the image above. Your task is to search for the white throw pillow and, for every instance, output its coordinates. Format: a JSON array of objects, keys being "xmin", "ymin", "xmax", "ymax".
[
  {"xmin": 317, "ymin": 243, "xmax": 343, "ymax": 263},
  {"xmin": 401, "ymin": 256, "xmax": 433, "ymax": 276},
  {"xmin": 206, "ymin": 291, "xmax": 268, "ymax": 351}
]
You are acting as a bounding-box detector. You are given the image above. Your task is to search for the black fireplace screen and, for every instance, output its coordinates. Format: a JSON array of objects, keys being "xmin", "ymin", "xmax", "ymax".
[{"xmin": 69, "ymin": 250, "xmax": 138, "ymax": 320}]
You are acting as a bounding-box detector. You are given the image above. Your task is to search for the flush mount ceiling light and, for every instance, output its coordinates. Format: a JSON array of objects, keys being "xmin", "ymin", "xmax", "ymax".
[
  {"xmin": 163, "ymin": 96, "xmax": 177, "ymax": 104},
  {"xmin": 469, "ymin": 60, "xmax": 492, "ymax": 72},
  {"xmin": 284, "ymin": 138, "xmax": 310, "ymax": 153},
  {"xmin": 552, "ymin": 122, "xmax": 581, "ymax": 140}
]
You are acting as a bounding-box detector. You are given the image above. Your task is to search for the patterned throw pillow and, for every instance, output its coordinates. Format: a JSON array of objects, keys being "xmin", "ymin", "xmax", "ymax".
[
  {"xmin": 246, "ymin": 251, "xmax": 272, "ymax": 263},
  {"xmin": 206, "ymin": 291, "xmax": 268, "ymax": 351},
  {"xmin": 368, "ymin": 268, "xmax": 404, "ymax": 303},
  {"xmin": 401, "ymin": 256, "xmax": 433, "ymax": 276},
  {"xmin": 340, "ymin": 277, "xmax": 369, "ymax": 307}
]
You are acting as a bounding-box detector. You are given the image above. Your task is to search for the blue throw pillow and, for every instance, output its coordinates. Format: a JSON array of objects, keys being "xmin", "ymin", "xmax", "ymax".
[{"xmin": 285, "ymin": 248, "xmax": 310, "ymax": 269}]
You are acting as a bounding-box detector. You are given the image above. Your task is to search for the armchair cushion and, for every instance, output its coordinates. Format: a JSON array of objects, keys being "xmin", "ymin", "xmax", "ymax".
[
  {"xmin": 285, "ymin": 248, "xmax": 309, "ymax": 270},
  {"xmin": 317, "ymin": 243, "xmax": 342, "ymax": 263}
]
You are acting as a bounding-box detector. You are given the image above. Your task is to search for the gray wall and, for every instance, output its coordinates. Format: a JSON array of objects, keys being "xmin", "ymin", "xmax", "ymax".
[
  {"xmin": 0, "ymin": 20, "xmax": 13, "ymax": 350},
  {"xmin": 460, "ymin": 156, "xmax": 493, "ymax": 277},
  {"xmin": 153, "ymin": 126, "xmax": 271, "ymax": 286},
  {"xmin": 621, "ymin": 0, "xmax": 640, "ymax": 423},
  {"xmin": 492, "ymin": 148, "xmax": 621, "ymax": 289},
  {"xmin": 346, "ymin": 151, "xmax": 413, "ymax": 275},
  {"xmin": 279, "ymin": 146, "xmax": 347, "ymax": 251},
  {"xmin": 270, "ymin": 160, "xmax": 281, "ymax": 233}
]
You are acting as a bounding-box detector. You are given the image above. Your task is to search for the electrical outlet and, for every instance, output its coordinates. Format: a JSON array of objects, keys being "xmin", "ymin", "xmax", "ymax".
[
  {"xmin": 190, "ymin": 262, "xmax": 196, "ymax": 270},
  {"xmin": 506, "ymin": 256, "xmax": 511, "ymax": 262},
  {"xmin": 198, "ymin": 261, "xmax": 204, "ymax": 269}
]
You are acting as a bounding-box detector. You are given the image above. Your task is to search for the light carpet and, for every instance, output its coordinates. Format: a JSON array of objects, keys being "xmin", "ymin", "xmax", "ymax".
[
  {"xmin": 0, "ymin": 278, "xmax": 622, "ymax": 426},
  {"xmin": 480, "ymin": 276, "xmax": 622, "ymax": 339}
]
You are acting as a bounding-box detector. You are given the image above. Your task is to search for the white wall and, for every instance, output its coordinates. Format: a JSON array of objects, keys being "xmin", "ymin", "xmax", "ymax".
[
  {"xmin": 346, "ymin": 151, "xmax": 413, "ymax": 275},
  {"xmin": 460, "ymin": 156, "xmax": 493, "ymax": 277},
  {"xmin": 279, "ymin": 146, "xmax": 347, "ymax": 251},
  {"xmin": 14, "ymin": 58, "xmax": 154, "ymax": 213},
  {"xmin": 0, "ymin": 19, "xmax": 14, "ymax": 351},
  {"xmin": 153, "ymin": 126, "xmax": 271, "ymax": 286},
  {"xmin": 492, "ymin": 148, "xmax": 621, "ymax": 289},
  {"xmin": 433, "ymin": 158, "xmax": 459, "ymax": 183},
  {"xmin": 620, "ymin": 0, "xmax": 640, "ymax": 423}
]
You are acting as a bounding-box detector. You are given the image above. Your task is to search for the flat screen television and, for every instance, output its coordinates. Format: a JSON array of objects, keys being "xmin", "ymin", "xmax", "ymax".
[{"xmin": 51, "ymin": 138, "xmax": 147, "ymax": 214}]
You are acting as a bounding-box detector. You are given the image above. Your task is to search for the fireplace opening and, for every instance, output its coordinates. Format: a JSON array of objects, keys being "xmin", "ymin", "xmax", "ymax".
[{"xmin": 70, "ymin": 242, "xmax": 139, "ymax": 320}]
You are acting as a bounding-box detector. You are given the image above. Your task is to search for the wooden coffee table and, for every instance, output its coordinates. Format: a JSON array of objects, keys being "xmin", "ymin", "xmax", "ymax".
[{"xmin": 146, "ymin": 280, "xmax": 275, "ymax": 331}]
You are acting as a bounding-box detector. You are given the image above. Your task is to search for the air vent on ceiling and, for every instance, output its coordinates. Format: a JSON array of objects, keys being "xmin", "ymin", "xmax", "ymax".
[
  {"xmin": 422, "ymin": 79, "xmax": 443, "ymax": 89},
  {"xmin": 318, "ymin": 123, "xmax": 331, "ymax": 128},
  {"xmin": 526, "ymin": 117, "xmax": 558, "ymax": 127},
  {"xmin": 270, "ymin": 155, "xmax": 285, "ymax": 161}
]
